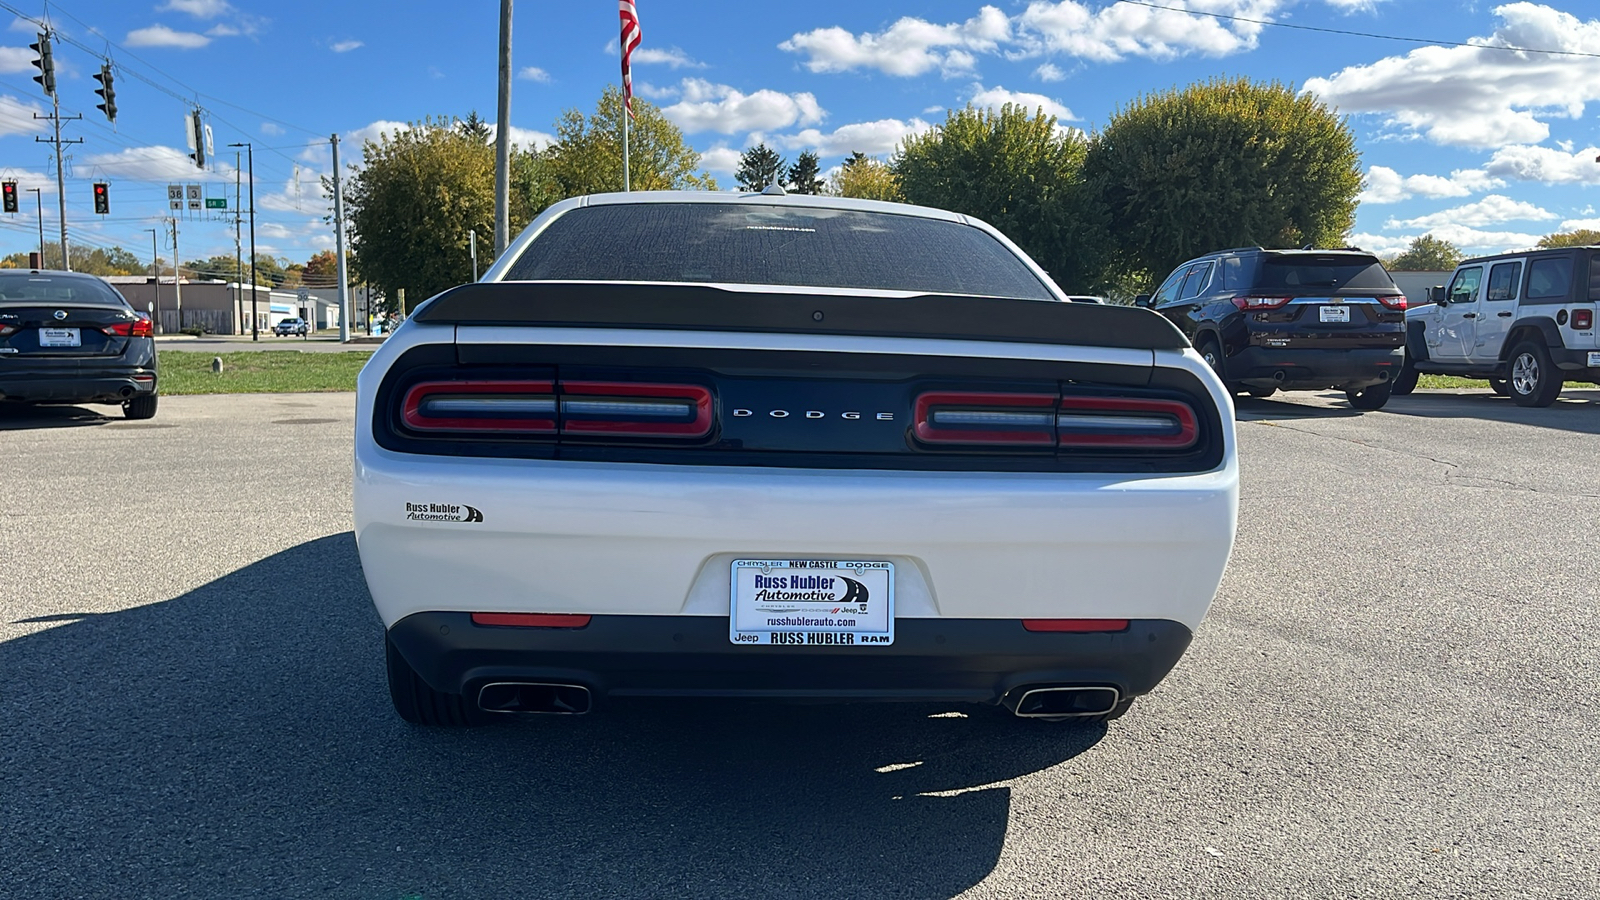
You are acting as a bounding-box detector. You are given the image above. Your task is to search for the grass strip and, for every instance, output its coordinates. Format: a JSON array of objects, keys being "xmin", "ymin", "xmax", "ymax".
[
  {"xmin": 1417, "ymin": 374, "xmax": 1597, "ymax": 390},
  {"xmin": 158, "ymin": 350, "xmax": 372, "ymax": 395}
]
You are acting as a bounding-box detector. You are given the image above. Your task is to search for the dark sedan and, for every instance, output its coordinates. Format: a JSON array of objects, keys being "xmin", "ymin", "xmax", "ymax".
[{"xmin": 0, "ymin": 270, "xmax": 159, "ymax": 419}]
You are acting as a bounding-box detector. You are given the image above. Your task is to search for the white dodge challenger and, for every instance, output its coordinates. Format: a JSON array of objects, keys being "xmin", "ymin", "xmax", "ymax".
[{"xmin": 354, "ymin": 191, "xmax": 1238, "ymax": 725}]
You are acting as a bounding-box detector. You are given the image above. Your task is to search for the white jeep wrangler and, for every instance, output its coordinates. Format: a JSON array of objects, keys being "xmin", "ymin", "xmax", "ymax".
[{"xmin": 1396, "ymin": 246, "xmax": 1600, "ymax": 406}]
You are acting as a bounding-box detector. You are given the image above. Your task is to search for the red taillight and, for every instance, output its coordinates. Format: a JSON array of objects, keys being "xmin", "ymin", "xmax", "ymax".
[
  {"xmin": 1231, "ymin": 296, "xmax": 1291, "ymax": 310},
  {"xmin": 1023, "ymin": 619, "xmax": 1130, "ymax": 633},
  {"xmin": 400, "ymin": 379, "xmax": 712, "ymax": 438},
  {"xmin": 0, "ymin": 323, "xmax": 14, "ymax": 337},
  {"xmin": 1056, "ymin": 396, "xmax": 1198, "ymax": 449},
  {"xmin": 103, "ymin": 317, "xmax": 157, "ymax": 337},
  {"xmin": 1378, "ymin": 295, "xmax": 1407, "ymax": 311},
  {"xmin": 471, "ymin": 612, "xmax": 592, "ymax": 628},
  {"xmin": 402, "ymin": 380, "xmax": 558, "ymax": 433},
  {"xmin": 131, "ymin": 315, "xmax": 154, "ymax": 337},
  {"xmin": 1573, "ymin": 309, "xmax": 1594, "ymax": 330},
  {"xmin": 913, "ymin": 391, "xmax": 1058, "ymax": 445},
  {"xmin": 559, "ymin": 381, "xmax": 713, "ymax": 438},
  {"xmin": 913, "ymin": 391, "xmax": 1199, "ymax": 451}
]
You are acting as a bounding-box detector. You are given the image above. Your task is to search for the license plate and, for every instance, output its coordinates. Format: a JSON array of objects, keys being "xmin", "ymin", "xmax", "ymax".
[
  {"xmin": 730, "ymin": 559, "xmax": 894, "ymax": 646},
  {"xmin": 1319, "ymin": 305, "xmax": 1350, "ymax": 324},
  {"xmin": 39, "ymin": 327, "xmax": 81, "ymax": 347},
  {"xmin": 1588, "ymin": 352, "xmax": 1600, "ymax": 367}
]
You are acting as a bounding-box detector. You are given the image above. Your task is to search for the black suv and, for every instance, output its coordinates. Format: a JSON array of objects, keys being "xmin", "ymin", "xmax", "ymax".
[{"xmin": 1139, "ymin": 247, "xmax": 1407, "ymax": 409}]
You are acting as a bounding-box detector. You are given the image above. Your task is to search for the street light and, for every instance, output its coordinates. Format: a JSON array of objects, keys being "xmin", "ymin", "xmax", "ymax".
[{"xmin": 228, "ymin": 142, "xmax": 258, "ymax": 340}]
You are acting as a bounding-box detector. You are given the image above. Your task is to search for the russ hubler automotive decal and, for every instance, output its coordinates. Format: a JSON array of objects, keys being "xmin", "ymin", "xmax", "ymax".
[{"xmin": 404, "ymin": 502, "xmax": 483, "ymax": 523}]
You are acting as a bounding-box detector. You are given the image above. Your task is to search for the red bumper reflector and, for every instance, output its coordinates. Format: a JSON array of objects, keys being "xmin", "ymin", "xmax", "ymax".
[
  {"xmin": 471, "ymin": 612, "xmax": 592, "ymax": 628},
  {"xmin": 1022, "ymin": 618, "xmax": 1130, "ymax": 633}
]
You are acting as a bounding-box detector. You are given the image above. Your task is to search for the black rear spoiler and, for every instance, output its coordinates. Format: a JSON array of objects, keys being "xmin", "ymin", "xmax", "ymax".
[{"xmin": 410, "ymin": 282, "xmax": 1190, "ymax": 351}]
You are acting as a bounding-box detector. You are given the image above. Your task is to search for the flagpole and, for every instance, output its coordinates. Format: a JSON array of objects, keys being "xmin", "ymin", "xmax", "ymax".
[{"xmin": 622, "ymin": 102, "xmax": 630, "ymax": 193}]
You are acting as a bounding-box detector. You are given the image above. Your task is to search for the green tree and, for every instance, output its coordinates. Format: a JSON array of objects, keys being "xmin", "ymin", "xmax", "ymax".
[
  {"xmin": 3, "ymin": 245, "xmax": 147, "ymax": 275},
  {"xmin": 787, "ymin": 150, "xmax": 824, "ymax": 194},
  {"xmin": 1083, "ymin": 77, "xmax": 1363, "ymax": 283},
  {"xmin": 826, "ymin": 153, "xmax": 903, "ymax": 201},
  {"xmin": 1386, "ymin": 234, "xmax": 1462, "ymax": 271},
  {"xmin": 896, "ymin": 103, "xmax": 1105, "ymax": 291},
  {"xmin": 543, "ymin": 86, "xmax": 717, "ymax": 196},
  {"xmin": 458, "ymin": 110, "xmax": 492, "ymax": 143},
  {"xmin": 343, "ymin": 116, "xmax": 551, "ymax": 311},
  {"xmin": 736, "ymin": 143, "xmax": 786, "ymax": 192},
  {"xmin": 1537, "ymin": 228, "xmax": 1600, "ymax": 249}
]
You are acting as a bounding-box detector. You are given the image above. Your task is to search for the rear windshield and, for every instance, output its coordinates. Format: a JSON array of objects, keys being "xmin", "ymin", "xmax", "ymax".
[
  {"xmin": 504, "ymin": 203, "xmax": 1055, "ymax": 300},
  {"xmin": 0, "ymin": 273, "xmax": 129, "ymax": 307},
  {"xmin": 1254, "ymin": 255, "xmax": 1395, "ymax": 292}
]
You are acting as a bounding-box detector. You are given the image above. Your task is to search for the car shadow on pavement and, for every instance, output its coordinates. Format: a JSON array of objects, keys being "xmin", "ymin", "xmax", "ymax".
[
  {"xmin": 0, "ymin": 404, "xmax": 119, "ymax": 429},
  {"xmin": 1381, "ymin": 389, "xmax": 1600, "ymax": 435},
  {"xmin": 0, "ymin": 533, "xmax": 1102, "ymax": 899},
  {"xmin": 1231, "ymin": 393, "xmax": 1364, "ymax": 421}
]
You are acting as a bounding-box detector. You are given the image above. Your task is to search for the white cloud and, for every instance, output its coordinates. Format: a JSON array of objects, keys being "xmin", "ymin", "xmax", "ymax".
[
  {"xmin": 345, "ymin": 120, "xmax": 411, "ymax": 148},
  {"xmin": 1384, "ymin": 194, "xmax": 1556, "ymax": 230},
  {"xmin": 1359, "ymin": 165, "xmax": 1494, "ymax": 204},
  {"xmin": 1402, "ymin": 225, "xmax": 1544, "ymax": 253},
  {"xmin": 1016, "ymin": 0, "xmax": 1282, "ymax": 64},
  {"xmin": 0, "ymin": 45, "xmax": 32, "ymax": 73},
  {"xmin": 330, "ymin": 39, "xmax": 363, "ymax": 53},
  {"xmin": 967, "ymin": 83, "xmax": 1075, "ymax": 120},
  {"xmin": 1033, "ymin": 62, "xmax": 1066, "ymax": 82},
  {"xmin": 772, "ymin": 117, "xmax": 935, "ymax": 156},
  {"xmin": 261, "ymin": 122, "xmax": 285, "ymax": 136},
  {"xmin": 1556, "ymin": 217, "xmax": 1600, "ymax": 232},
  {"xmin": 206, "ymin": 24, "xmax": 239, "ymax": 37},
  {"xmin": 0, "ymin": 93, "xmax": 47, "ymax": 137},
  {"xmin": 780, "ymin": 6, "xmax": 1009, "ymax": 77},
  {"xmin": 158, "ymin": 0, "xmax": 234, "ymax": 17},
  {"xmin": 1347, "ymin": 232, "xmax": 1417, "ymax": 258},
  {"xmin": 1481, "ymin": 144, "xmax": 1600, "ymax": 184},
  {"xmin": 518, "ymin": 66, "xmax": 551, "ymax": 82},
  {"xmin": 78, "ymin": 145, "xmax": 236, "ymax": 182},
  {"xmin": 1304, "ymin": 3, "xmax": 1600, "ymax": 149},
  {"xmin": 697, "ymin": 146, "xmax": 743, "ymax": 176},
  {"xmin": 1324, "ymin": 0, "xmax": 1384, "ymax": 11},
  {"xmin": 125, "ymin": 25, "xmax": 211, "ymax": 49},
  {"xmin": 632, "ymin": 47, "xmax": 706, "ymax": 69},
  {"xmin": 634, "ymin": 81, "xmax": 677, "ymax": 100},
  {"xmin": 500, "ymin": 125, "xmax": 555, "ymax": 151},
  {"xmin": 661, "ymin": 79, "xmax": 825, "ymax": 134}
]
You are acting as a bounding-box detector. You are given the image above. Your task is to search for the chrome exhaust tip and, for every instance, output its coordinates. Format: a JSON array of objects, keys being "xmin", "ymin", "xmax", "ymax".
[
  {"xmin": 1007, "ymin": 686, "xmax": 1120, "ymax": 718},
  {"xmin": 477, "ymin": 682, "xmax": 593, "ymax": 715}
]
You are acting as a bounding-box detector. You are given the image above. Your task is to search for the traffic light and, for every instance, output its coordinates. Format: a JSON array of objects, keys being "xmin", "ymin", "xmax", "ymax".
[
  {"xmin": 29, "ymin": 32, "xmax": 54, "ymax": 96},
  {"xmin": 93, "ymin": 64, "xmax": 117, "ymax": 123},
  {"xmin": 93, "ymin": 182, "xmax": 109, "ymax": 215},
  {"xmin": 187, "ymin": 111, "xmax": 206, "ymax": 169},
  {"xmin": 2, "ymin": 181, "xmax": 17, "ymax": 214}
]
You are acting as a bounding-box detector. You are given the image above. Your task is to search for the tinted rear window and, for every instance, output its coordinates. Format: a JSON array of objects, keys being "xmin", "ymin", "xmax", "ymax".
[
  {"xmin": 0, "ymin": 273, "xmax": 129, "ymax": 306},
  {"xmin": 1254, "ymin": 255, "xmax": 1395, "ymax": 292},
  {"xmin": 1527, "ymin": 257, "xmax": 1573, "ymax": 300},
  {"xmin": 504, "ymin": 203, "xmax": 1055, "ymax": 300}
]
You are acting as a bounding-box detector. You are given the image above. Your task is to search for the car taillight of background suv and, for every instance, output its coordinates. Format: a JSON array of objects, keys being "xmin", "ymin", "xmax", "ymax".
[{"xmin": 1138, "ymin": 247, "xmax": 1407, "ymax": 410}]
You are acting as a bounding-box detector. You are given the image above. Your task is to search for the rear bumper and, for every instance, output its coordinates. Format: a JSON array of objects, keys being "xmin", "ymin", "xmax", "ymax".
[
  {"xmin": 387, "ymin": 612, "xmax": 1195, "ymax": 705},
  {"xmin": 1550, "ymin": 346, "xmax": 1600, "ymax": 377},
  {"xmin": 1228, "ymin": 346, "xmax": 1402, "ymax": 390},
  {"xmin": 0, "ymin": 369, "xmax": 157, "ymax": 403}
]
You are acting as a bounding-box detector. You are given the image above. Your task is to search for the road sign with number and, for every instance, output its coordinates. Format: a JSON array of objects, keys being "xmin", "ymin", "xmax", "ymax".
[{"xmin": 205, "ymin": 198, "xmax": 226, "ymax": 209}]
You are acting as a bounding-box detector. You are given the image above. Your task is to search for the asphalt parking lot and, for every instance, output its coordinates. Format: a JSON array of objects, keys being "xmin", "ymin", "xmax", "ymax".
[{"xmin": 2, "ymin": 388, "xmax": 1597, "ymax": 899}]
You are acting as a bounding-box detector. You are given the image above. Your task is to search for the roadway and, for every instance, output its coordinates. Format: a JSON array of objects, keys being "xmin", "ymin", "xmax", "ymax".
[{"xmin": 1, "ymin": 388, "xmax": 1596, "ymax": 898}]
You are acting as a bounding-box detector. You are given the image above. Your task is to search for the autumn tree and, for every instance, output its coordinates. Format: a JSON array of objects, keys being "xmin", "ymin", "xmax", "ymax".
[
  {"xmin": 1083, "ymin": 77, "xmax": 1363, "ymax": 283},
  {"xmin": 543, "ymin": 86, "xmax": 717, "ymax": 196},
  {"xmin": 736, "ymin": 143, "xmax": 786, "ymax": 191},
  {"xmin": 787, "ymin": 150, "xmax": 823, "ymax": 194},
  {"xmin": 827, "ymin": 152, "xmax": 903, "ymax": 201},
  {"xmin": 3, "ymin": 245, "xmax": 145, "ymax": 275},
  {"xmin": 302, "ymin": 249, "xmax": 338, "ymax": 285},
  {"xmin": 1386, "ymin": 234, "xmax": 1462, "ymax": 271},
  {"xmin": 1537, "ymin": 229, "xmax": 1600, "ymax": 248},
  {"xmin": 896, "ymin": 103, "xmax": 1106, "ymax": 291}
]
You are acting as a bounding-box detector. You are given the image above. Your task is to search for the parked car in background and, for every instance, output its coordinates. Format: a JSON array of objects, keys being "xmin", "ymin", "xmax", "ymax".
[
  {"xmin": 355, "ymin": 191, "xmax": 1238, "ymax": 727},
  {"xmin": 274, "ymin": 317, "xmax": 308, "ymax": 337},
  {"xmin": 1139, "ymin": 247, "xmax": 1407, "ymax": 409},
  {"xmin": 1395, "ymin": 246, "xmax": 1600, "ymax": 406},
  {"xmin": 0, "ymin": 270, "xmax": 159, "ymax": 419}
]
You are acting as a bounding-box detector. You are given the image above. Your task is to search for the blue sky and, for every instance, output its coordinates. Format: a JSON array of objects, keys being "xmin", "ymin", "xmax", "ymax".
[{"xmin": 3, "ymin": 0, "xmax": 1600, "ymax": 276}]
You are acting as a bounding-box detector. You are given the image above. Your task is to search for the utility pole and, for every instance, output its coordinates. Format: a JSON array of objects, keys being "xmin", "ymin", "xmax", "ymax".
[
  {"xmin": 331, "ymin": 133, "xmax": 350, "ymax": 342},
  {"xmin": 28, "ymin": 187, "xmax": 43, "ymax": 263},
  {"xmin": 144, "ymin": 227, "xmax": 159, "ymax": 332},
  {"xmin": 30, "ymin": 31, "xmax": 81, "ymax": 271},
  {"xmin": 234, "ymin": 149, "xmax": 243, "ymax": 334},
  {"xmin": 494, "ymin": 0, "xmax": 512, "ymax": 256},
  {"xmin": 230, "ymin": 142, "xmax": 258, "ymax": 340},
  {"xmin": 168, "ymin": 218, "xmax": 183, "ymax": 330},
  {"xmin": 470, "ymin": 230, "xmax": 478, "ymax": 281}
]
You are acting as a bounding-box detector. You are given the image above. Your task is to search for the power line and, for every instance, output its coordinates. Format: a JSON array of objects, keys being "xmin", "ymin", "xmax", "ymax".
[{"xmin": 1114, "ymin": 0, "xmax": 1600, "ymax": 61}]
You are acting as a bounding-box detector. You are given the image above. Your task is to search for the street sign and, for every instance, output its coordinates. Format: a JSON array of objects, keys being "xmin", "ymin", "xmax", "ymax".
[
  {"xmin": 205, "ymin": 198, "xmax": 226, "ymax": 209},
  {"xmin": 167, "ymin": 184, "xmax": 182, "ymax": 211},
  {"xmin": 185, "ymin": 184, "xmax": 201, "ymax": 211},
  {"xmin": 297, "ymin": 286, "xmax": 310, "ymax": 302}
]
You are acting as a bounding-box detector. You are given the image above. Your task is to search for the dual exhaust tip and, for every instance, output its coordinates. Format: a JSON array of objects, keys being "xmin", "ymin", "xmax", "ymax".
[{"xmin": 476, "ymin": 681, "xmax": 1119, "ymax": 718}]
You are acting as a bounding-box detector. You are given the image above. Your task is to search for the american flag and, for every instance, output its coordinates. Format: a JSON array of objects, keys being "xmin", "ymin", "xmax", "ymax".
[{"xmin": 619, "ymin": 0, "xmax": 642, "ymax": 120}]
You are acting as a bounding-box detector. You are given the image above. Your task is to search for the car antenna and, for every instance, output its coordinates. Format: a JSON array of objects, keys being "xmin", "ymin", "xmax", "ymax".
[{"xmin": 761, "ymin": 172, "xmax": 786, "ymax": 196}]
